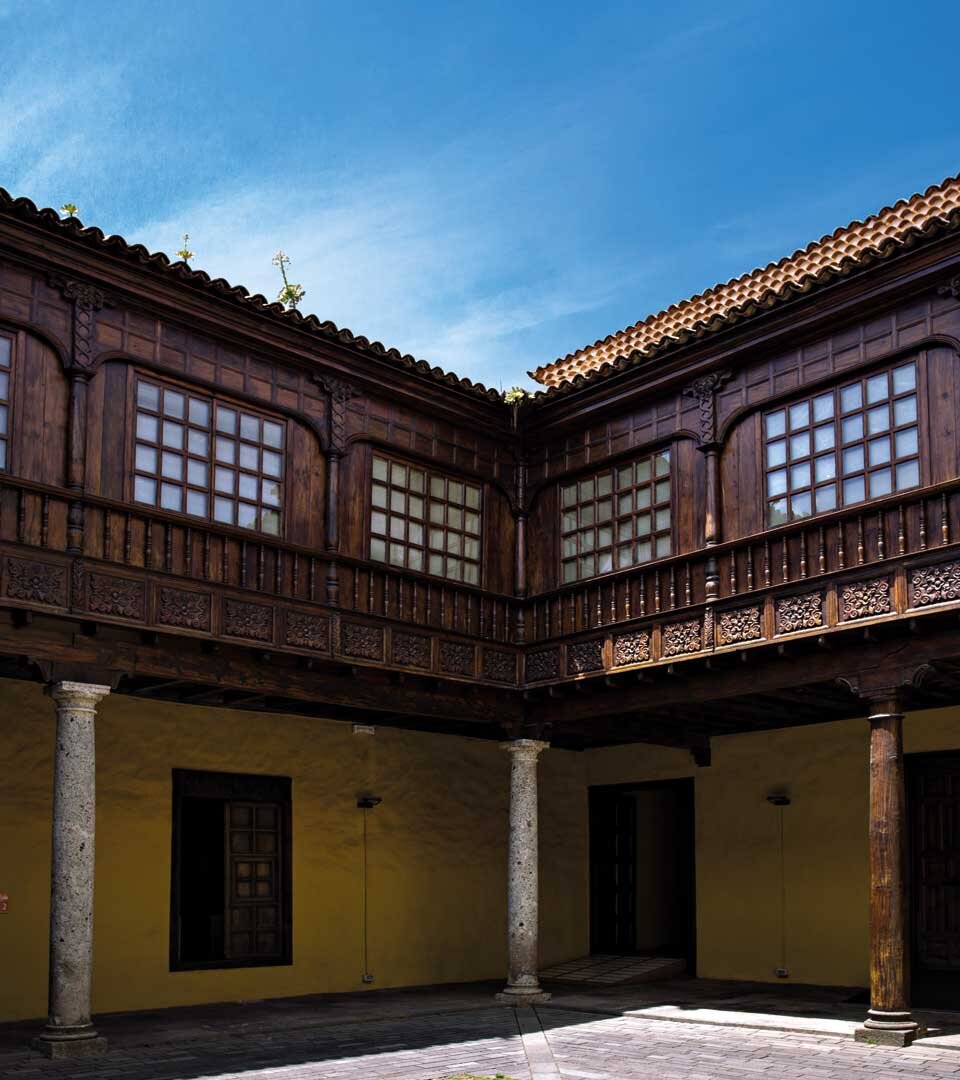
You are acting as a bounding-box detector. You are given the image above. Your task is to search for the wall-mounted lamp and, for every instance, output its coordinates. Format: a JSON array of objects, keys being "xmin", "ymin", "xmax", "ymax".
[
  {"xmin": 766, "ymin": 793, "xmax": 791, "ymax": 807},
  {"xmin": 356, "ymin": 795, "xmax": 382, "ymax": 810}
]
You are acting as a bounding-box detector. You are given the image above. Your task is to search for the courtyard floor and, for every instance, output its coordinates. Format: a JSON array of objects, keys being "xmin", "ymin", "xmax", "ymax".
[{"xmin": 2, "ymin": 979, "xmax": 960, "ymax": 1080}]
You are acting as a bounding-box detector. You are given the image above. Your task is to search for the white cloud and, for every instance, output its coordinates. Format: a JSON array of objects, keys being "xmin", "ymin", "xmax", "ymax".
[{"xmin": 126, "ymin": 149, "xmax": 638, "ymax": 387}]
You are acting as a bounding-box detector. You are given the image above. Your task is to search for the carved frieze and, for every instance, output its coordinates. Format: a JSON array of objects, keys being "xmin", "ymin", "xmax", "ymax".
[
  {"xmin": 341, "ymin": 621, "xmax": 384, "ymax": 661},
  {"xmin": 482, "ymin": 648, "xmax": 516, "ymax": 683},
  {"xmin": 717, "ymin": 605, "xmax": 762, "ymax": 645},
  {"xmin": 5, "ymin": 557, "xmax": 67, "ymax": 606},
  {"xmin": 840, "ymin": 578, "xmax": 892, "ymax": 621},
  {"xmin": 527, "ymin": 648, "xmax": 561, "ymax": 682},
  {"xmin": 662, "ymin": 620, "xmax": 702, "ymax": 658},
  {"xmin": 568, "ymin": 638, "xmax": 604, "ymax": 674},
  {"xmin": 439, "ymin": 640, "xmax": 475, "ymax": 676},
  {"xmin": 158, "ymin": 587, "xmax": 211, "ymax": 631},
  {"xmin": 224, "ymin": 598, "xmax": 273, "ymax": 642},
  {"xmin": 285, "ymin": 612, "xmax": 331, "ymax": 651},
  {"xmin": 87, "ymin": 573, "xmax": 145, "ymax": 620},
  {"xmin": 613, "ymin": 630, "xmax": 651, "ymax": 666},
  {"xmin": 911, "ymin": 561, "xmax": 960, "ymax": 608},
  {"xmin": 775, "ymin": 592, "xmax": 823, "ymax": 634},
  {"xmin": 393, "ymin": 631, "xmax": 431, "ymax": 669}
]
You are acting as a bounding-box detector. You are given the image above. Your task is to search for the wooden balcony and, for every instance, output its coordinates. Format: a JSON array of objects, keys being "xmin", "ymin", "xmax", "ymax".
[
  {"xmin": 0, "ymin": 474, "xmax": 521, "ymax": 689},
  {"xmin": 4, "ymin": 472, "xmax": 960, "ymax": 701},
  {"xmin": 522, "ymin": 479, "xmax": 960, "ymax": 685}
]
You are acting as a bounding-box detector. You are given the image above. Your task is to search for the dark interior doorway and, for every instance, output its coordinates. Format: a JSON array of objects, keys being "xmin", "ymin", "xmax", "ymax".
[
  {"xmin": 908, "ymin": 751, "xmax": 960, "ymax": 1008},
  {"xmin": 589, "ymin": 778, "xmax": 695, "ymax": 970},
  {"xmin": 178, "ymin": 796, "xmax": 227, "ymax": 965}
]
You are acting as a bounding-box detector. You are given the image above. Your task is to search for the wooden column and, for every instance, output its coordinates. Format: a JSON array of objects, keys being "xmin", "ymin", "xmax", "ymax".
[
  {"xmin": 513, "ymin": 458, "xmax": 528, "ymax": 643},
  {"xmin": 324, "ymin": 449, "xmax": 342, "ymax": 605},
  {"xmin": 49, "ymin": 278, "xmax": 110, "ymax": 555},
  {"xmin": 315, "ymin": 374, "xmax": 356, "ymax": 608},
  {"xmin": 855, "ymin": 693, "xmax": 921, "ymax": 1046}
]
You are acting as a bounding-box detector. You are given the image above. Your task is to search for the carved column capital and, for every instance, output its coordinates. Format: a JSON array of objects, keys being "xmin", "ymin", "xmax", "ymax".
[
  {"xmin": 313, "ymin": 374, "xmax": 357, "ymax": 454},
  {"xmin": 938, "ymin": 274, "xmax": 960, "ymax": 300},
  {"xmin": 45, "ymin": 680, "xmax": 111, "ymax": 713},
  {"xmin": 48, "ymin": 275, "xmax": 112, "ymax": 372},
  {"xmin": 683, "ymin": 370, "xmax": 732, "ymax": 445},
  {"xmin": 500, "ymin": 737, "xmax": 549, "ymax": 761}
]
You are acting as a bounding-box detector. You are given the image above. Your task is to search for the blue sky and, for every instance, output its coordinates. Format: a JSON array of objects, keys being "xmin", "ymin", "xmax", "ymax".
[{"xmin": 1, "ymin": 1, "xmax": 958, "ymax": 391}]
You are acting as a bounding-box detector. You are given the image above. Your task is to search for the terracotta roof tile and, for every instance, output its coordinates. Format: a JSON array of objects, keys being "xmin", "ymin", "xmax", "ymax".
[
  {"xmin": 0, "ymin": 189, "xmax": 504, "ymax": 404},
  {"xmin": 530, "ymin": 174, "xmax": 960, "ymax": 392}
]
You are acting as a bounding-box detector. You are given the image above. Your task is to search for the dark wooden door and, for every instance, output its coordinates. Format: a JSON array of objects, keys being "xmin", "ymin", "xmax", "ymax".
[
  {"xmin": 590, "ymin": 789, "xmax": 637, "ymax": 953},
  {"xmin": 910, "ymin": 753, "xmax": 960, "ymax": 1003}
]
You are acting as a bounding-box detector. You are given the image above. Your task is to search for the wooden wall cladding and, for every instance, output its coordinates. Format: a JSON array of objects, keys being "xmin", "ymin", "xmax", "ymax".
[{"xmin": 0, "ymin": 329, "xmax": 68, "ymax": 488}]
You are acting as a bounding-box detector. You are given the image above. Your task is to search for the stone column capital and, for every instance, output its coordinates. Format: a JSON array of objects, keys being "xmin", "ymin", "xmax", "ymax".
[
  {"xmin": 500, "ymin": 738, "xmax": 549, "ymax": 760},
  {"xmin": 45, "ymin": 682, "xmax": 111, "ymax": 711}
]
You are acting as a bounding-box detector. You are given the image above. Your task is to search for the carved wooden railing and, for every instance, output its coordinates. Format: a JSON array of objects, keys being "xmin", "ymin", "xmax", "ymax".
[
  {"xmin": 0, "ymin": 476, "xmax": 516, "ymax": 645},
  {"xmin": 526, "ymin": 479, "xmax": 960, "ymax": 644}
]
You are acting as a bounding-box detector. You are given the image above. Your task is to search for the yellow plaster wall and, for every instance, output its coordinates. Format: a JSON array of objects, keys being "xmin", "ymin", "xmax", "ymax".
[
  {"xmin": 2, "ymin": 676, "xmax": 959, "ymax": 1023},
  {"xmin": 0, "ymin": 680, "xmax": 510, "ymax": 1021}
]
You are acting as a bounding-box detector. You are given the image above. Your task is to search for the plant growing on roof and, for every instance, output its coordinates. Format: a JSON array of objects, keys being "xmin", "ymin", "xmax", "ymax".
[
  {"xmin": 60, "ymin": 203, "xmax": 79, "ymax": 218},
  {"xmin": 176, "ymin": 233, "xmax": 195, "ymax": 265},
  {"xmin": 272, "ymin": 250, "xmax": 305, "ymax": 310},
  {"xmin": 504, "ymin": 386, "xmax": 530, "ymax": 404}
]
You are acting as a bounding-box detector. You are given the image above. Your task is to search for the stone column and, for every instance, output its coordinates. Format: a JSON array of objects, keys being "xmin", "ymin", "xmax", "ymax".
[
  {"xmin": 496, "ymin": 738, "xmax": 551, "ymax": 1004},
  {"xmin": 32, "ymin": 682, "xmax": 110, "ymax": 1058},
  {"xmin": 855, "ymin": 696, "xmax": 921, "ymax": 1047}
]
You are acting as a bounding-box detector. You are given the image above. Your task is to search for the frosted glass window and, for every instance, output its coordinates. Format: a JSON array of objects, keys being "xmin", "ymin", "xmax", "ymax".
[
  {"xmin": 559, "ymin": 450, "xmax": 672, "ymax": 582},
  {"xmin": 369, "ymin": 455, "xmax": 481, "ymax": 585},
  {"xmin": 134, "ymin": 377, "xmax": 284, "ymax": 535},
  {"xmin": 763, "ymin": 360, "xmax": 919, "ymax": 525}
]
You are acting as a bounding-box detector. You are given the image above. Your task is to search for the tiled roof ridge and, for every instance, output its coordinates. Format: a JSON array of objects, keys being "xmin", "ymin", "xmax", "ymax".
[
  {"xmin": 530, "ymin": 172, "xmax": 960, "ymax": 394},
  {"xmin": 0, "ymin": 188, "xmax": 504, "ymax": 404}
]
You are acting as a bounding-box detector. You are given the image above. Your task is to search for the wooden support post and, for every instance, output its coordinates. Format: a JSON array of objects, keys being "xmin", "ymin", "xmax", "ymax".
[{"xmin": 855, "ymin": 693, "xmax": 921, "ymax": 1047}]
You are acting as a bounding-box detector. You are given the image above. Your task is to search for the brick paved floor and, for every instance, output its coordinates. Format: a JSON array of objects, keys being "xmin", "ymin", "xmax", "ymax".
[{"xmin": 2, "ymin": 981, "xmax": 960, "ymax": 1080}]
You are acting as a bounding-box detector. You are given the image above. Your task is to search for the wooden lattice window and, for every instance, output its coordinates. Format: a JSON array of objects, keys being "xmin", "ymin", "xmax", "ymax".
[
  {"xmin": 560, "ymin": 449, "xmax": 672, "ymax": 583},
  {"xmin": 369, "ymin": 454, "xmax": 482, "ymax": 585},
  {"xmin": 134, "ymin": 376, "xmax": 285, "ymax": 535},
  {"xmin": 170, "ymin": 769, "xmax": 292, "ymax": 971},
  {"xmin": 0, "ymin": 334, "xmax": 11, "ymax": 471},
  {"xmin": 763, "ymin": 360, "xmax": 920, "ymax": 526}
]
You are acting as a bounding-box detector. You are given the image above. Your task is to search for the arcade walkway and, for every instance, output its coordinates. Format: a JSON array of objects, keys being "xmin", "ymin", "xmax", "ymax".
[{"xmin": 2, "ymin": 979, "xmax": 960, "ymax": 1080}]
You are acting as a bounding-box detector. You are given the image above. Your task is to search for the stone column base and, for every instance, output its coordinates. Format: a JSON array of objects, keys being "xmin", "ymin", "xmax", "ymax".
[
  {"xmin": 854, "ymin": 1020, "xmax": 923, "ymax": 1047},
  {"xmin": 495, "ymin": 987, "xmax": 552, "ymax": 1006},
  {"xmin": 31, "ymin": 1030, "xmax": 107, "ymax": 1058}
]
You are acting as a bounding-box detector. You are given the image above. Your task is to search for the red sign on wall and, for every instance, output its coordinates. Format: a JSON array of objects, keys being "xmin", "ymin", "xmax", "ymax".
[{"xmin": 0, "ymin": 893, "xmax": 7, "ymax": 914}]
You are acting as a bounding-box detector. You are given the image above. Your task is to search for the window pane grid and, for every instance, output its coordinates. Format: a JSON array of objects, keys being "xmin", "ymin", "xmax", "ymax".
[
  {"xmin": 0, "ymin": 336, "xmax": 11, "ymax": 472},
  {"xmin": 134, "ymin": 378, "xmax": 284, "ymax": 535},
  {"xmin": 560, "ymin": 450, "xmax": 671, "ymax": 583},
  {"xmin": 369, "ymin": 455, "xmax": 481, "ymax": 584},
  {"xmin": 764, "ymin": 362, "xmax": 919, "ymax": 526}
]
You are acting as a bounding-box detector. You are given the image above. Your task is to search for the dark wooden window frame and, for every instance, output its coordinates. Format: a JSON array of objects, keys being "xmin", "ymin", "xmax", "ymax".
[
  {"xmin": 367, "ymin": 449, "xmax": 484, "ymax": 586},
  {"xmin": 128, "ymin": 369, "xmax": 287, "ymax": 538},
  {"xmin": 170, "ymin": 768, "xmax": 293, "ymax": 972},
  {"xmin": 761, "ymin": 357, "xmax": 923, "ymax": 527},
  {"xmin": 0, "ymin": 329, "xmax": 13, "ymax": 473},
  {"xmin": 558, "ymin": 447, "xmax": 673, "ymax": 584}
]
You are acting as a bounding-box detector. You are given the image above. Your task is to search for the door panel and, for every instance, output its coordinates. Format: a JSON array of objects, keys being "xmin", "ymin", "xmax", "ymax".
[
  {"xmin": 911, "ymin": 755, "xmax": 960, "ymax": 975},
  {"xmin": 590, "ymin": 789, "xmax": 637, "ymax": 953}
]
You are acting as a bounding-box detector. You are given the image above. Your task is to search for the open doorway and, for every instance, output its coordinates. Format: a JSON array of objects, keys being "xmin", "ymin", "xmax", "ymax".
[{"xmin": 589, "ymin": 779, "xmax": 695, "ymax": 971}]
